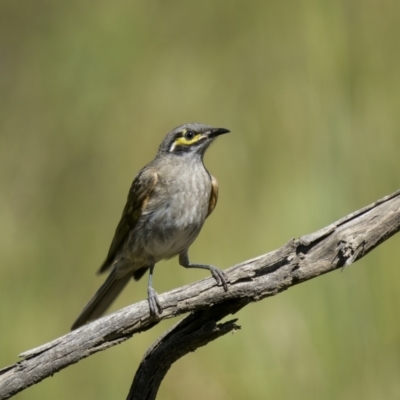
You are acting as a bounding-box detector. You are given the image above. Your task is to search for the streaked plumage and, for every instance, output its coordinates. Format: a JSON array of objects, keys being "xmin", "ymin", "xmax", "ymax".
[{"xmin": 71, "ymin": 123, "xmax": 229, "ymax": 330}]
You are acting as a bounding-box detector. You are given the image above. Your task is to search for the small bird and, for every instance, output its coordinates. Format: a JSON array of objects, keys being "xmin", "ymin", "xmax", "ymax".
[{"xmin": 71, "ymin": 123, "xmax": 230, "ymax": 330}]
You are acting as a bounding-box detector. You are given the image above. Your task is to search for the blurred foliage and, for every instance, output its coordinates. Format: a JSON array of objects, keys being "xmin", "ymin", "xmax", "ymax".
[{"xmin": 1, "ymin": 0, "xmax": 400, "ymax": 398}]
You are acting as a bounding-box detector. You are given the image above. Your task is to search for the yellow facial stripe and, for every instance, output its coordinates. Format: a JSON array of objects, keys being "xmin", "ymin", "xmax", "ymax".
[
  {"xmin": 174, "ymin": 135, "xmax": 201, "ymax": 146},
  {"xmin": 174, "ymin": 129, "xmax": 202, "ymax": 146}
]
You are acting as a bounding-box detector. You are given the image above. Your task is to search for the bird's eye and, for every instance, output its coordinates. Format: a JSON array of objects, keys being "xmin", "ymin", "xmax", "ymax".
[{"xmin": 184, "ymin": 130, "xmax": 195, "ymax": 140}]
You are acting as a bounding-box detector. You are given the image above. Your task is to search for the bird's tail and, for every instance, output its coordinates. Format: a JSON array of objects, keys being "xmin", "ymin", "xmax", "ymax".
[{"xmin": 71, "ymin": 269, "xmax": 131, "ymax": 330}]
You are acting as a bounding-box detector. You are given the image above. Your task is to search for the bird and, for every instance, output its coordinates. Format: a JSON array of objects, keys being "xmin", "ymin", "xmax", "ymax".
[{"xmin": 71, "ymin": 123, "xmax": 230, "ymax": 330}]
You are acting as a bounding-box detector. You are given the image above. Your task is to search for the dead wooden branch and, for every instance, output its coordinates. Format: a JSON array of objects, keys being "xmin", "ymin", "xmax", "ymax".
[
  {"xmin": 127, "ymin": 306, "xmax": 241, "ymax": 400},
  {"xmin": 1, "ymin": 188, "xmax": 400, "ymax": 400}
]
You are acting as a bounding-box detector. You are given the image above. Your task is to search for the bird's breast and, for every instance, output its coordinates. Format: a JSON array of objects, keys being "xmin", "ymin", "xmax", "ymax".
[{"xmin": 129, "ymin": 162, "xmax": 212, "ymax": 261}]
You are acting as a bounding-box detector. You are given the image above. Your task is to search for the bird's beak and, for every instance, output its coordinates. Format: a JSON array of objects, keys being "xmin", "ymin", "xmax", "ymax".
[{"xmin": 207, "ymin": 127, "xmax": 230, "ymax": 138}]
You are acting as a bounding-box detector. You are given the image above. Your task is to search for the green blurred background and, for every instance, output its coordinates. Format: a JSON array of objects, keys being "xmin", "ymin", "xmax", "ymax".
[{"xmin": 1, "ymin": 0, "xmax": 400, "ymax": 398}]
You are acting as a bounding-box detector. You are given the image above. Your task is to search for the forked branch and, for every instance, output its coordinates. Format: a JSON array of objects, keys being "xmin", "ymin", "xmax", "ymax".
[{"xmin": 1, "ymin": 189, "xmax": 400, "ymax": 400}]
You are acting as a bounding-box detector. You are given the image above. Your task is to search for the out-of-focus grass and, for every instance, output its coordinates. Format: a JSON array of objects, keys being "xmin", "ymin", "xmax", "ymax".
[{"xmin": 1, "ymin": 0, "xmax": 400, "ymax": 399}]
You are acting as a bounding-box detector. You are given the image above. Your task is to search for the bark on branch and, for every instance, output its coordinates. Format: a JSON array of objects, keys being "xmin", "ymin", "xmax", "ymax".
[
  {"xmin": 127, "ymin": 308, "xmax": 241, "ymax": 400},
  {"xmin": 1, "ymin": 189, "xmax": 400, "ymax": 400}
]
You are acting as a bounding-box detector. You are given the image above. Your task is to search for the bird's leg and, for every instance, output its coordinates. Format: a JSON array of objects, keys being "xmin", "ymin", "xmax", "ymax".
[
  {"xmin": 179, "ymin": 251, "xmax": 229, "ymax": 291},
  {"xmin": 147, "ymin": 264, "xmax": 162, "ymax": 317}
]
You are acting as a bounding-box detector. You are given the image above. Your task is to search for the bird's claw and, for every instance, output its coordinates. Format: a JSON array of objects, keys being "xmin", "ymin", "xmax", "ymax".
[
  {"xmin": 209, "ymin": 266, "xmax": 229, "ymax": 292},
  {"xmin": 148, "ymin": 287, "xmax": 162, "ymax": 318}
]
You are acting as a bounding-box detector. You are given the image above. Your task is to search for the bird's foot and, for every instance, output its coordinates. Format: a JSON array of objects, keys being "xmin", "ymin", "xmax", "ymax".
[
  {"xmin": 209, "ymin": 266, "xmax": 229, "ymax": 291},
  {"xmin": 148, "ymin": 287, "xmax": 163, "ymax": 318}
]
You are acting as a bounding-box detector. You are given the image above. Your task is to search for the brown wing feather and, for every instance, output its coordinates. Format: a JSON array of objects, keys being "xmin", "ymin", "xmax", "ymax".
[
  {"xmin": 98, "ymin": 168, "xmax": 158, "ymax": 273},
  {"xmin": 207, "ymin": 175, "xmax": 219, "ymax": 217}
]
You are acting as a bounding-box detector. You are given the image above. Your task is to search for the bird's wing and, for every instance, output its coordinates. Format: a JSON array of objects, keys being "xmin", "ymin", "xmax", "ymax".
[
  {"xmin": 207, "ymin": 175, "xmax": 219, "ymax": 217},
  {"xmin": 98, "ymin": 167, "xmax": 158, "ymax": 273}
]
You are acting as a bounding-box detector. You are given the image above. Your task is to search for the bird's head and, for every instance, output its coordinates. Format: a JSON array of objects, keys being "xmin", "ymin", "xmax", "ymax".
[{"xmin": 157, "ymin": 123, "xmax": 230, "ymax": 158}]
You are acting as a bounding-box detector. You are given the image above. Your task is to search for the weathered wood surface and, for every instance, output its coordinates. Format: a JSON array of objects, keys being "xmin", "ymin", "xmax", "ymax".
[{"xmin": 1, "ymin": 189, "xmax": 400, "ymax": 400}]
